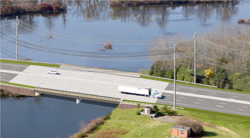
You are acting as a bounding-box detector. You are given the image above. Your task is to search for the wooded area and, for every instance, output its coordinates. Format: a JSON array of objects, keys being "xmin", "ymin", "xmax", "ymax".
[{"xmin": 148, "ymin": 25, "xmax": 250, "ymax": 92}]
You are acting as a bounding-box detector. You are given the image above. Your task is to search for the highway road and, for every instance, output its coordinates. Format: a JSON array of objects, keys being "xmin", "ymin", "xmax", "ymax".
[
  {"xmin": 166, "ymin": 83, "xmax": 250, "ymax": 102},
  {"xmin": 1, "ymin": 62, "xmax": 250, "ymax": 116}
]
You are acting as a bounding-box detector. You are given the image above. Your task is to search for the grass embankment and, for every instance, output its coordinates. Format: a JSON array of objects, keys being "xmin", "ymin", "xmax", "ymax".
[
  {"xmin": 0, "ymin": 1, "xmax": 66, "ymax": 17},
  {"xmin": 89, "ymin": 108, "xmax": 245, "ymax": 138},
  {"xmin": 179, "ymin": 108, "xmax": 250, "ymax": 138},
  {"xmin": 140, "ymin": 75, "xmax": 250, "ymax": 95},
  {"xmin": 0, "ymin": 81, "xmax": 35, "ymax": 88},
  {"xmin": 0, "ymin": 59, "xmax": 60, "ymax": 68}
]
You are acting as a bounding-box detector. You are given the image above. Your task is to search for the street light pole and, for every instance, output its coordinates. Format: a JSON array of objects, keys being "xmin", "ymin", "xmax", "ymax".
[
  {"xmin": 173, "ymin": 44, "xmax": 176, "ymax": 110},
  {"xmin": 194, "ymin": 32, "xmax": 197, "ymax": 83},
  {"xmin": 16, "ymin": 16, "xmax": 19, "ymax": 60}
]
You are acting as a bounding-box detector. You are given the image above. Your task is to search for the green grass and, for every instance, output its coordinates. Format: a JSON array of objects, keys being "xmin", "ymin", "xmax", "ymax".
[
  {"xmin": 140, "ymin": 75, "xmax": 250, "ymax": 95},
  {"xmin": 0, "ymin": 81, "xmax": 35, "ymax": 88},
  {"xmin": 0, "ymin": 59, "xmax": 60, "ymax": 68},
  {"xmin": 92, "ymin": 108, "xmax": 236, "ymax": 138},
  {"xmin": 121, "ymin": 99, "xmax": 250, "ymax": 138},
  {"xmin": 178, "ymin": 108, "xmax": 250, "ymax": 138}
]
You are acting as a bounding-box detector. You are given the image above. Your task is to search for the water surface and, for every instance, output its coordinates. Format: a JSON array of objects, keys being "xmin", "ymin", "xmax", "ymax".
[
  {"xmin": 1, "ymin": 1, "xmax": 249, "ymax": 71},
  {"xmin": 1, "ymin": 95, "xmax": 117, "ymax": 138}
]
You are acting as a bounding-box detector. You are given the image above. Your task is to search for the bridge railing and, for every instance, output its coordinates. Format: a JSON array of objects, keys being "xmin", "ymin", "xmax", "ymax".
[{"xmin": 35, "ymin": 87, "xmax": 121, "ymax": 103}]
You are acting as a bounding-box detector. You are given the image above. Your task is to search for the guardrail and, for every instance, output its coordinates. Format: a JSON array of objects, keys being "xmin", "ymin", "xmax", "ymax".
[
  {"xmin": 35, "ymin": 87, "xmax": 121, "ymax": 103},
  {"xmin": 141, "ymin": 75, "xmax": 217, "ymax": 88}
]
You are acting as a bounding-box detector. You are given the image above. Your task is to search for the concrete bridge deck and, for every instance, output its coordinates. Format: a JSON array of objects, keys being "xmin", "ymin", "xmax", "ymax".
[{"xmin": 1, "ymin": 62, "xmax": 250, "ymax": 116}]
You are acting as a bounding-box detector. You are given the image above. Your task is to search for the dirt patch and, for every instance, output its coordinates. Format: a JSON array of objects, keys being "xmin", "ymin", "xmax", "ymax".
[{"xmin": 155, "ymin": 115, "xmax": 239, "ymax": 138}]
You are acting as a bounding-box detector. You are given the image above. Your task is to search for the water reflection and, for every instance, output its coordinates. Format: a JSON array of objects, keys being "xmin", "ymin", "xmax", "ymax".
[
  {"xmin": 109, "ymin": 2, "xmax": 239, "ymax": 28},
  {"xmin": 1, "ymin": 1, "xmax": 240, "ymax": 30}
]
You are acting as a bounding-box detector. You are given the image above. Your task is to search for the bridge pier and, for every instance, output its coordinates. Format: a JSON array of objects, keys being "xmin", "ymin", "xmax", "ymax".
[
  {"xmin": 35, "ymin": 92, "xmax": 40, "ymax": 96},
  {"xmin": 76, "ymin": 98, "xmax": 81, "ymax": 104}
]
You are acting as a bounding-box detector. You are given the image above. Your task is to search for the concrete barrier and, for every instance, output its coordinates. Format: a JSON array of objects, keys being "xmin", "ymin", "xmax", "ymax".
[{"xmin": 0, "ymin": 84, "xmax": 36, "ymax": 96}]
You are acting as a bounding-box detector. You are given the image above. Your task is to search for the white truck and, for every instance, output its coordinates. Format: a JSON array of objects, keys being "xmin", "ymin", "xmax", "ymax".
[{"xmin": 118, "ymin": 86, "xmax": 162, "ymax": 99}]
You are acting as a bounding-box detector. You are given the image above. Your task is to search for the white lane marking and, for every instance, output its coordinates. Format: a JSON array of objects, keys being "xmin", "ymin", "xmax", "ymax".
[
  {"xmin": 242, "ymin": 106, "xmax": 248, "ymax": 108},
  {"xmin": 220, "ymin": 102, "xmax": 227, "ymax": 105},
  {"xmin": 175, "ymin": 103, "xmax": 250, "ymax": 117},
  {"xmin": 179, "ymin": 96, "xmax": 185, "ymax": 99},
  {"xmin": 238, "ymin": 109, "xmax": 245, "ymax": 111},
  {"xmin": 174, "ymin": 85, "xmax": 250, "ymax": 97},
  {"xmin": 197, "ymin": 99, "xmax": 204, "ymax": 101},
  {"xmin": 163, "ymin": 90, "xmax": 250, "ymax": 105},
  {"xmin": 216, "ymin": 105, "xmax": 224, "ymax": 108},
  {"xmin": 194, "ymin": 102, "xmax": 201, "ymax": 104}
]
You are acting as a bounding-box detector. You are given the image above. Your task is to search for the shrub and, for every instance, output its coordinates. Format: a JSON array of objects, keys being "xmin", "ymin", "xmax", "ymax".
[
  {"xmin": 167, "ymin": 109, "xmax": 178, "ymax": 116},
  {"xmin": 136, "ymin": 110, "xmax": 141, "ymax": 115},
  {"xmin": 176, "ymin": 120, "xmax": 204, "ymax": 136},
  {"xmin": 137, "ymin": 103, "xmax": 140, "ymax": 109},
  {"xmin": 160, "ymin": 105, "xmax": 168, "ymax": 115},
  {"xmin": 152, "ymin": 105, "xmax": 159, "ymax": 113},
  {"xmin": 233, "ymin": 72, "xmax": 250, "ymax": 92}
]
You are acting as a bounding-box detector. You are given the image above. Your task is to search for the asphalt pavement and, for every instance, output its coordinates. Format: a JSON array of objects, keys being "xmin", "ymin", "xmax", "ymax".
[
  {"xmin": 157, "ymin": 93, "xmax": 250, "ymax": 117},
  {"xmin": 0, "ymin": 62, "xmax": 29, "ymax": 72},
  {"xmin": 0, "ymin": 62, "xmax": 29, "ymax": 82},
  {"xmin": 166, "ymin": 83, "xmax": 250, "ymax": 102}
]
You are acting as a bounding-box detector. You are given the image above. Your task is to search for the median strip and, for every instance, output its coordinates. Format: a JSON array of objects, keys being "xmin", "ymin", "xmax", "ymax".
[{"xmin": 0, "ymin": 59, "xmax": 60, "ymax": 68}]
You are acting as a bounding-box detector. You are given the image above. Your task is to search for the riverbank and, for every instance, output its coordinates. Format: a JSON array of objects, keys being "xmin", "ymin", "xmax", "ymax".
[
  {"xmin": 71, "ymin": 105, "xmax": 250, "ymax": 138},
  {"xmin": 0, "ymin": 1, "xmax": 66, "ymax": 17},
  {"xmin": 109, "ymin": 0, "xmax": 235, "ymax": 6}
]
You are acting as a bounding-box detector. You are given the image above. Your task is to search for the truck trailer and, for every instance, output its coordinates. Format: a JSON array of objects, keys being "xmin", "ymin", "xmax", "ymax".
[{"xmin": 118, "ymin": 86, "xmax": 162, "ymax": 99}]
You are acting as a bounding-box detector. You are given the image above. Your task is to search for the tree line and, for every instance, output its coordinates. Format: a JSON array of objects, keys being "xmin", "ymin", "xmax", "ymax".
[{"xmin": 148, "ymin": 25, "xmax": 250, "ymax": 92}]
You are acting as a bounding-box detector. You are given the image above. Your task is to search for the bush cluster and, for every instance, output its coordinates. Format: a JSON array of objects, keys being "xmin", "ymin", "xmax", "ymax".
[
  {"xmin": 153, "ymin": 105, "xmax": 178, "ymax": 116},
  {"xmin": 149, "ymin": 62, "xmax": 250, "ymax": 92},
  {"xmin": 176, "ymin": 120, "xmax": 204, "ymax": 136}
]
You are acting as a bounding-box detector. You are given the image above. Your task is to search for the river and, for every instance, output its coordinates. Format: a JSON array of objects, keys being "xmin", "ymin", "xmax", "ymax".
[
  {"xmin": 1, "ymin": 1, "xmax": 250, "ymax": 138},
  {"xmin": 1, "ymin": 95, "xmax": 117, "ymax": 138},
  {"xmin": 1, "ymin": 0, "xmax": 249, "ymax": 72}
]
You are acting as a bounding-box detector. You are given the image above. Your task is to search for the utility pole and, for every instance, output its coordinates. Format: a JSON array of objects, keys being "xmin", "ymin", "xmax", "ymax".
[
  {"xmin": 194, "ymin": 32, "xmax": 196, "ymax": 83},
  {"xmin": 173, "ymin": 44, "xmax": 176, "ymax": 110},
  {"xmin": 16, "ymin": 16, "xmax": 19, "ymax": 60}
]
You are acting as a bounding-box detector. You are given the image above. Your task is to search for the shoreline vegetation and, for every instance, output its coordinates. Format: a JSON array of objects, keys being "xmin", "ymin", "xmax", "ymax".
[
  {"xmin": 70, "ymin": 106, "xmax": 250, "ymax": 138},
  {"xmin": 0, "ymin": 0, "xmax": 67, "ymax": 17},
  {"xmin": 109, "ymin": 0, "xmax": 236, "ymax": 6},
  {"xmin": 238, "ymin": 18, "xmax": 250, "ymax": 25}
]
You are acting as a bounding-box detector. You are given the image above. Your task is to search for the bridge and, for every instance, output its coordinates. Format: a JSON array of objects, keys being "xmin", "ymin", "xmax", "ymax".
[{"xmin": 1, "ymin": 61, "xmax": 250, "ymax": 117}]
